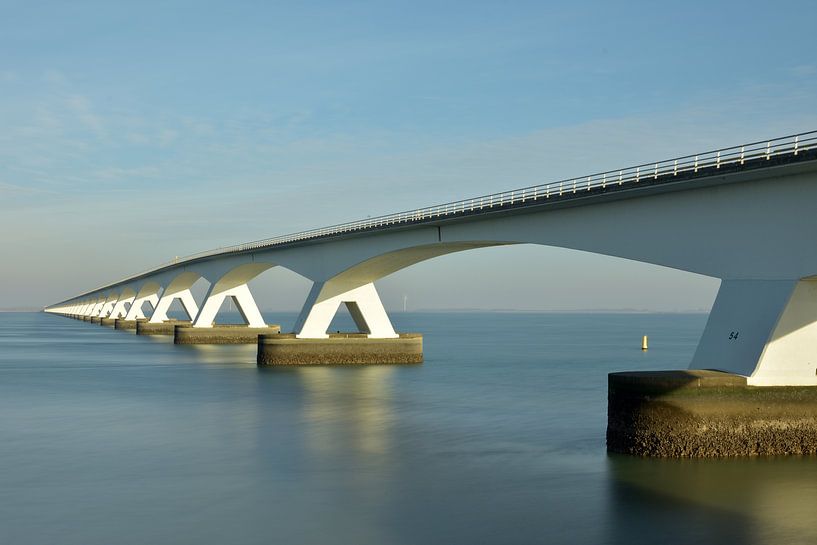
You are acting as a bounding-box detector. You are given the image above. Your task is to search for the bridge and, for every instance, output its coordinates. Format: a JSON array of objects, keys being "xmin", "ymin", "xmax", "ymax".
[{"xmin": 46, "ymin": 131, "xmax": 817, "ymax": 386}]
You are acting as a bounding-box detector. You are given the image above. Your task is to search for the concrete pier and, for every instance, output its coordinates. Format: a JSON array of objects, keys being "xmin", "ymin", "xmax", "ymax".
[
  {"xmin": 136, "ymin": 320, "xmax": 191, "ymax": 336},
  {"xmin": 607, "ymin": 370, "xmax": 817, "ymax": 457},
  {"xmin": 90, "ymin": 317, "xmax": 102, "ymax": 324},
  {"xmin": 114, "ymin": 318, "xmax": 141, "ymax": 330},
  {"xmin": 257, "ymin": 333, "xmax": 423, "ymax": 365},
  {"xmin": 174, "ymin": 324, "xmax": 282, "ymax": 345},
  {"xmin": 100, "ymin": 317, "xmax": 117, "ymax": 327}
]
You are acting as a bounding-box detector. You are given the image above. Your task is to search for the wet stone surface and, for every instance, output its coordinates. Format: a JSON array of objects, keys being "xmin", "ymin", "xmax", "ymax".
[{"xmin": 607, "ymin": 370, "xmax": 817, "ymax": 457}]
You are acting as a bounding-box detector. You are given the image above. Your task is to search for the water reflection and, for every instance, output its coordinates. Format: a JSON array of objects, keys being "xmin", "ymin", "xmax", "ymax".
[
  {"xmin": 608, "ymin": 454, "xmax": 817, "ymax": 544},
  {"xmin": 180, "ymin": 343, "xmax": 258, "ymax": 366},
  {"xmin": 13, "ymin": 312, "xmax": 817, "ymax": 545},
  {"xmin": 294, "ymin": 366, "xmax": 396, "ymax": 458}
]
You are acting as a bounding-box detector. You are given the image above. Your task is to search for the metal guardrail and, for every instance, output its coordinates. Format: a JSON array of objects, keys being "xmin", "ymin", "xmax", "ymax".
[{"xmin": 66, "ymin": 130, "xmax": 817, "ymax": 301}]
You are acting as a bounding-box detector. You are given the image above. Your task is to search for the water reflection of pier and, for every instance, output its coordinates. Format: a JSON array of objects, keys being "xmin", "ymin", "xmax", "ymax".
[
  {"xmin": 608, "ymin": 455, "xmax": 817, "ymax": 544},
  {"xmin": 297, "ymin": 366, "xmax": 396, "ymax": 458}
]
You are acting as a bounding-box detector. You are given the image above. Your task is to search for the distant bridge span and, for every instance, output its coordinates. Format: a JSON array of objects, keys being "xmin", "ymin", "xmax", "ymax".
[{"xmin": 47, "ymin": 132, "xmax": 817, "ymax": 385}]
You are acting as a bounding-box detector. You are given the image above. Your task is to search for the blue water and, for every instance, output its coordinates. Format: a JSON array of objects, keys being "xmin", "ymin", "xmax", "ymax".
[{"xmin": 1, "ymin": 312, "xmax": 815, "ymax": 545}]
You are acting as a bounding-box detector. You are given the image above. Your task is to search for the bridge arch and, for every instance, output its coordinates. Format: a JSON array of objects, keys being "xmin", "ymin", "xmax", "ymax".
[
  {"xmin": 149, "ymin": 271, "xmax": 203, "ymax": 323},
  {"xmin": 124, "ymin": 281, "xmax": 163, "ymax": 320},
  {"xmin": 108, "ymin": 287, "xmax": 137, "ymax": 319},
  {"xmin": 191, "ymin": 263, "xmax": 275, "ymax": 328}
]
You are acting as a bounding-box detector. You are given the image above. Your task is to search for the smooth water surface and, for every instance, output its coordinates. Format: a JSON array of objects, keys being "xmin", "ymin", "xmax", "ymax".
[{"xmin": 1, "ymin": 312, "xmax": 815, "ymax": 545}]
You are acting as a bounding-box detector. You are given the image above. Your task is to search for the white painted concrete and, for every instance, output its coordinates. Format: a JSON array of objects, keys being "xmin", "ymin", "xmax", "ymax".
[
  {"xmin": 90, "ymin": 298, "xmax": 105, "ymax": 317},
  {"xmin": 294, "ymin": 281, "xmax": 397, "ymax": 339},
  {"xmin": 193, "ymin": 283, "xmax": 266, "ymax": 328},
  {"xmin": 754, "ymin": 278, "xmax": 817, "ymax": 386},
  {"xmin": 692, "ymin": 278, "xmax": 817, "ymax": 386},
  {"xmin": 149, "ymin": 272, "xmax": 200, "ymax": 323},
  {"xmin": 98, "ymin": 295, "xmax": 118, "ymax": 318},
  {"xmin": 125, "ymin": 283, "xmax": 161, "ymax": 320},
  {"xmin": 691, "ymin": 280, "xmax": 795, "ymax": 377},
  {"xmin": 108, "ymin": 288, "xmax": 136, "ymax": 319}
]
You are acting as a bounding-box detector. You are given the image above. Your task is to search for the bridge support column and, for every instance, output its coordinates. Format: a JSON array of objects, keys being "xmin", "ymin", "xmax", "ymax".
[
  {"xmin": 125, "ymin": 285, "xmax": 160, "ymax": 321},
  {"xmin": 262, "ymin": 280, "xmax": 420, "ymax": 365},
  {"xmin": 150, "ymin": 288, "xmax": 199, "ymax": 323},
  {"xmin": 98, "ymin": 297, "xmax": 117, "ymax": 318},
  {"xmin": 192, "ymin": 283, "xmax": 266, "ymax": 328},
  {"xmin": 294, "ymin": 281, "xmax": 398, "ymax": 339},
  {"xmin": 607, "ymin": 370, "xmax": 817, "ymax": 456},
  {"xmin": 691, "ymin": 278, "xmax": 817, "ymax": 386},
  {"xmin": 108, "ymin": 296, "xmax": 134, "ymax": 320},
  {"xmin": 89, "ymin": 299, "xmax": 104, "ymax": 317},
  {"xmin": 172, "ymin": 281, "xmax": 281, "ymax": 343},
  {"xmin": 611, "ymin": 277, "xmax": 817, "ymax": 457}
]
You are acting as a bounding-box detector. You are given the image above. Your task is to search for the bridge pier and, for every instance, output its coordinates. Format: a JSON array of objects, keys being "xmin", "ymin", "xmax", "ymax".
[
  {"xmin": 607, "ymin": 370, "xmax": 817, "ymax": 456},
  {"xmin": 114, "ymin": 318, "xmax": 143, "ymax": 330},
  {"xmin": 294, "ymin": 281, "xmax": 398, "ymax": 339},
  {"xmin": 253, "ymin": 281, "xmax": 422, "ymax": 364},
  {"xmin": 150, "ymin": 287, "xmax": 199, "ymax": 324},
  {"xmin": 108, "ymin": 288, "xmax": 135, "ymax": 320},
  {"xmin": 99, "ymin": 294, "xmax": 119, "ymax": 318},
  {"xmin": 137, "ymin": 319, "xmax": 192, "ymax": 335},
  {"xmin": 192, "ymin": 282, "xmax": 266, "ymax": 328},
  {"xmin": 610, "ymin": 277, "xmax": 817, "ymax": 457},
  {"xmin": 175, "ymin": 324, "xmax": 282, "ymax": 344},
  {"xmin": 258, "ymin": 333, "xmax": 423, "ymax": 365},
  {"xmin": 124, "ymin": 287, "xmax": 160, "ymax": 321},
  {"xmin": 89, "ymin": 299, "xmax": 104, "ymax": 317},
  {"xmin": 691, "ymin": 278, "xmax": 817, "ymax": 386}
]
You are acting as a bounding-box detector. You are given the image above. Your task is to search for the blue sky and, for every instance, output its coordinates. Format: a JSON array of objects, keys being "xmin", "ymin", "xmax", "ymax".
[{"xmin": 2, "ymin": 0, "xmax": 816, "ymax": 311}]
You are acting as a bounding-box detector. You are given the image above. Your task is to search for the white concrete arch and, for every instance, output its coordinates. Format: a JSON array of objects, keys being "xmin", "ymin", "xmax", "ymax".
[
  {"xmin": 108, "ymin": 287, "xmax": 137, "ymax": 319},
  {"xmin": 90, "ymin": 296, "xmax": 106, "ymax": 317},
  {"xmin": 98, "ymin": 293, "xmax": 119, "ymax": 318},
  {"xmin": 149, "ymin": 272, "xmax": 201, "ymax": 323},
  {"xmin": 320, "ymin": 241, "xmax": 511, "ymax": 287},
  {"xmin": 125, "ymin": 281, "xmax": 162, "ymax": 320},
  {"xmin": 284, "ymin": 241, "xmax": 511, "ymax": 339},
  {"xmin": 191, "ymin": 263, "xmax": 274, "ymax": 328}
]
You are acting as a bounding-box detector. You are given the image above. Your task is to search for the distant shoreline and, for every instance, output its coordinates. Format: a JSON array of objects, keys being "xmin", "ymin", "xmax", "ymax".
[
  {"xmin": 401, "ymin": 309, "xmax": 711, "ymax": 314},
  {"xmin": 3, "ymin": 308, "xmax": 710, "ymax": 314}
]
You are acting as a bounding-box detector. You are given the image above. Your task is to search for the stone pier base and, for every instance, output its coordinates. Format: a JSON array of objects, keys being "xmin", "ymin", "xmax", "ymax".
[
  {"xmin": 114, "ymin": 319, "xmax": 141, "ymax": 330},
  {"xmin": 257, "ymin": 333, "xmax": 423, "ymax": 366},
  {"xmin": 90, "ymin": 317, "xmax": 102, "ymax": 324},
  {"xmin": 136, "ymin": 320, "xmax": 191, "ymax": 336},
  {"xmin": 174, "ymin": 324, "xmax": 282, "ymax": 345},
  {"xmin": 607, "ymin": 370, "xmax": 817, "ymax": 457},
  {"xmin": 100, "ymin": 317, "xmax": 117, "ymax": 326}
]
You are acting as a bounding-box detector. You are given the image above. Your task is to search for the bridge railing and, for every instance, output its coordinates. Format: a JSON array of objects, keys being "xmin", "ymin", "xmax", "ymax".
[{"xmin": 82, "ymin": 130, "xmax": 817, "ymax": 296}]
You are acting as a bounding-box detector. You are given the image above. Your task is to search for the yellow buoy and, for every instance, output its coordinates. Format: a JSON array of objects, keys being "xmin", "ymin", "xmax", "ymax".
[{"xmin": 642, "ymin": 335, "xmax": 648, "ymax": 351}]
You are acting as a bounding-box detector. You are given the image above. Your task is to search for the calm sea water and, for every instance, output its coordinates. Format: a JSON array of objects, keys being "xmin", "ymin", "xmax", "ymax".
[{"xmin": 1, "ymin": 311, "xmax": 815, "ymax": 545}]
